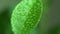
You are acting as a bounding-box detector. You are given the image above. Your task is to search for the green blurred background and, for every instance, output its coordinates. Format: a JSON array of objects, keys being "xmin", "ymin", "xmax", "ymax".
[{"xmin": 0, "ymin": 0, "xmax": 60, "ymax": 34}]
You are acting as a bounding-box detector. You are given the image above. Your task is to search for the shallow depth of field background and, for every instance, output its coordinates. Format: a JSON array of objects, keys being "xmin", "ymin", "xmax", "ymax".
[{"xmin": 0, "ymin": 0, "xmax": 60, "ymax": 34}]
